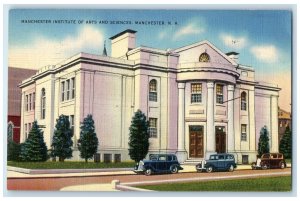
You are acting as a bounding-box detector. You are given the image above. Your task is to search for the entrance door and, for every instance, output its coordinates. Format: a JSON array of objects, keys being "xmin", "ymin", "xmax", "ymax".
[
  {"xmin": 215, "ymin": 126, "xmax": 226, "ymax": 153},
  {"xmin": 189, "ymin": 126, "xmax": 204, "ymax": 158}
]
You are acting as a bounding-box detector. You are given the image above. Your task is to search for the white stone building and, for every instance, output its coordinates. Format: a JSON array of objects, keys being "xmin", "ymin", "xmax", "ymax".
[{"xmin": 19, "ymin": 29, "xmax": 280, "ymax": 164}]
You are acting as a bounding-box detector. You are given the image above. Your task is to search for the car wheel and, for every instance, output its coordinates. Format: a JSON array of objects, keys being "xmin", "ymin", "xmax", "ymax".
[
  {"xmin": 262, "ymin": 164, "xmax": 268, "ymax": 170},
  {"xmin": 197, "ymin": 169, "xmax": 203, "ymax": 173},
  {"xmin": 145, "ymin": 168, "xmax": 152, "ymax": 176},
  {"xmin": 228, "ymin": 164, "xmax": 234, "ymax": 172},
  {"xmin": 206, "ymin": 166, "xmax": 213, "ymax": 173},
  {"xmin": 170, "ymin": 165, "xmax": 178, "ymax": 174},
  {"xmin": 280, "ymin": 162, "xmax": 285, "ymax": 169}
]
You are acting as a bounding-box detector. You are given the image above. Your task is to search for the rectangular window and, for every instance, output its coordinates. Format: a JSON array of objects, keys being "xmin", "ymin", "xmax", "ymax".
[
  {"xmin": 104, "ymin": 154, "xmax": 112, "ymax": 163},
  {"xmin": 241, "ymin": 124, "xmax": 247, "ymax": 141},
  {"xmin": 61, "ymin": 81, "xmax": 65, "ymax": 102},
  {"xmin": 216, "ymin": 84, "xmax": 224, "ymax": 104},
  {"xmin": 29, "ymin": 94, "xmax": 32, "ymax": 110},
  {"xmin": 24, "ymin": 123, "xmax": 27, "ymax": 139},
  {"xmin": 70, "ymin": 115, "xmax": 74, "ymax": 136},
  {"xmin": 149, "ymin": 118, "xmax": 157, "ymax": 138},
  {"xmin": 191, "ymin": 83, "xmax": 202, "ymax": 103},
  {"xmin": 71, "ymin": 77, "xmax": 75, "ymax": 99},
  {"xmin": 66, "ymin": 80, "xmax": 70, "ymax": 100},
  {"xmin": 25, "ymin": 95, "xmax": 28, "ymax": 111},
  {"xmin": 33, "ymin": 93, "xmax": 35, "ymax": 110},
  {"xmin": 28, "ymin": 123, "xmax": 31, "ymax": 135},
  {"xmin": 41, "ymin": 97, "xmax": 45, "ymax": 119}
]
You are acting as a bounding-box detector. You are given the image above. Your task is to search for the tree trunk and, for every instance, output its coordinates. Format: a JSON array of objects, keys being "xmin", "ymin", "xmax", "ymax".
[
  {"xmin": 59, "ymin": 157, "xmax": 65, "ymax": 162},
  {"xmin": 85, "ymin": 158, "xmax": 88, "ymax": 163}
]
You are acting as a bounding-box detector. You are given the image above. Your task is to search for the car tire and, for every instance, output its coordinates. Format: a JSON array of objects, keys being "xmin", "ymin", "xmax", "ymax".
[
  {"xmin": 228, "ymin": 164, "xmax": 234, "ymax": 172},
  {"xmin": 280, "ymin": 162, "xmax": 285, "ymax": 169},
  {"xmin": 145, "ymin": 168, "xmax": 152, "ymax": 176},
  {"xmin": 197, "ymin": 169, "xmax": 203, "ymax": 173},
  {"xmin": 170, "ymin": 165, "xmax": 178, "ymax": 174},
  {"xmin": 262, "ymin": 164, "xmax": 268, "ymax": 170},
  {"xmin": 206, "ymin": 166, "xmax": 213, "ymax": 173}
]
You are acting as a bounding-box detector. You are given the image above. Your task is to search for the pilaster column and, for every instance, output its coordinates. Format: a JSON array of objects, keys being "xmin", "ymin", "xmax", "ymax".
[
  {"xmin": 227, "ymin": 85, "xmax": 235, "ymax": 152},
  {"xmin": 177, "ymin": 82, "xmax": 185, "ymax": 151},
  {"xmin": 206, "ymin": 82, "xmax": 215, "ymax": 158},
  {"xmin": 271, "ymin": 95, "xmax": 279, "ymax": 152}
]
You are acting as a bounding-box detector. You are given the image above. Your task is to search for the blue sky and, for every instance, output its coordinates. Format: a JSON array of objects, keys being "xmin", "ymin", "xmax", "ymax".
[{"xmin": 8, "ymin": 9, "xmax": 292, "ymax": 111}]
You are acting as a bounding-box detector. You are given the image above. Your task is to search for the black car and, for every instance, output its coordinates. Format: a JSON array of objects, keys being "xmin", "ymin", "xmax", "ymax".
[
  {"xmin": 196, "ymin": 153, "xmax": 237, "ymax": 173},
  {"xmin": 133, "ymin": 154, "xmax": 183, "ymax": 176}
]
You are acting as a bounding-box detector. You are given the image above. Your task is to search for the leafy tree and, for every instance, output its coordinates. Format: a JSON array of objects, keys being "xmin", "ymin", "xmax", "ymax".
[
  {"xmin": 78, "ymin": 114, "xmax": 99, "ymax": 162},
  {"xmin": 19, "ymin": 121, "xmax": 48, "ymax": 162},
  {"xmin": 279, "ymin": 126, "xmax": 292, "ymax": 159},
  {"xmin": 258, "ymin": 126, "xmax": 270, "ymax": 157},
  {"xmin": 51, "ymin": 115, "xmax": 73, "ymax": 162},
  {"xmin": 128, "ymin": 110, "xmax": 150, "ymax": 162},
  {"xmin": 7, "ymin": 141, "xmax": 21, "ymax": 161}
]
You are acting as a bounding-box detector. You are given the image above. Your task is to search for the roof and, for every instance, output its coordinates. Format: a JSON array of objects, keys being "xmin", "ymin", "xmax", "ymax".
[{"xmin": 109, "ymin": 29, "xmax": 137, "ymax": 40}]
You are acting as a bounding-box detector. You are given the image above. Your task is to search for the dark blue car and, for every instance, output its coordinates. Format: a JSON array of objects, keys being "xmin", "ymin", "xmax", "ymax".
[
  {"xmin": 196, "ymin": 153, "xmax": 237, "ymax": 173},
  {"xmin": 134, "ymin": 154, "xmax": 183, "ymax": 176}
]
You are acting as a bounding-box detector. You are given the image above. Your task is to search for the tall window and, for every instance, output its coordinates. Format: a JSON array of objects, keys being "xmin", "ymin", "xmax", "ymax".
[
  {"xmin": 33, "ymin": 92, "xmax": 35, "ymax": 110},
  {"xmin": 241, "ymin": 91, "xmax": 247, "ymax": 110},
  {"xmin": 216, "ymin": 84, "xmax": 223, "ymax": 104},
  {"xmin": 61, "ymin": 81, "xmax": 65, "ymax": 102},
  {"xmin": 191, "ymin": 83, "xmax": 202, "ymax": 103},
  {"xmin": 41, "ymin": 88, "xmax": 46, "ymax": 119},
  {"xmin": 25, "ymin": 95, "xmax": 28, "ymax": 111},
  {"xmin": 66, "ymin": 80, "xmax": 70, "ymax": 100},
  {"xmin": 7, "ymin": 122, "xmax": 14, "ymax": 142},
  {"xmin": 70, "ymin": 115, "xmax": 74, "ymax": 135},
  {"xmin": 29, "ymin": 94, "xmax": 32, "ymax": 110},
  {"xmin": 241, "ymin": 124, "xmax": 247, "ymax": 141},
  {"xmin": 149, "ymin": 79, "xmax": 157, "ymax": 102},
  {"xmin": 71, "ymin": 77, "xmax": 75, "ymax": 99},
  {"xmin": 24, "ymin": 123, "xmax": 28, "ymax": 139},
  {"xmin": 149, "ymin": 118, "xmax": 157, "ymax": 138}
]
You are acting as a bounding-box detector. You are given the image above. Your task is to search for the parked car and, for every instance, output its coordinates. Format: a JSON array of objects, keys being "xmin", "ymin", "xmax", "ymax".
[
  {"xmin": 133, "ymin": 154, "xmax": 183, "ymax": 176},
  {"xmin": 196, "ymin": 153, "xmax": 237, "ymax": 173},
  {"xmin": 251, "ymin": 153, "xmax": 286, "ymax": 170}
]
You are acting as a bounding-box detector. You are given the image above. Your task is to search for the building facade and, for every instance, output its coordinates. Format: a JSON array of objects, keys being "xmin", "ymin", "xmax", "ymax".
[
  {"xmin": 8, "ymin": 67, "xmax": 36, "ymax": 143},
  {"xmin": 19, "ymin": 29, "xmax": 280, "ymax": 164},
  {"xmin": 278, "ymin": 108, "xmax": 291, "ymax": 143}
]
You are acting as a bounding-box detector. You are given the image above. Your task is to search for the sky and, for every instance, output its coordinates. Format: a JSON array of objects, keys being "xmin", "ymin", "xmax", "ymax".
[{"xmin": 8, "ymin": 9, "xmax": 292, "ymax": 111}]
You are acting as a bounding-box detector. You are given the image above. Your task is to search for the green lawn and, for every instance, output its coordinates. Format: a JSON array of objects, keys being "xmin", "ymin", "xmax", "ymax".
[
  {"xmin": 139, "ymin": 176, "xmax": 292, "ymax": 191},
  {"xmin": 7, "ymin": 161, "xmax": 135, "ymax": 169}
]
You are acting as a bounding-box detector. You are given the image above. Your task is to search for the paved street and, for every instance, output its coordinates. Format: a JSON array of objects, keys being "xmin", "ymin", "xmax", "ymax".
[{"xmin": 7, "ymin": 168, "xmax": 291, "ymax": 191}]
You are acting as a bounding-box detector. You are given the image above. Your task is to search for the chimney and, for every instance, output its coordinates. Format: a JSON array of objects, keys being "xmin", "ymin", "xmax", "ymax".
[
  {"xmin": 226, "ymin": 51, "xmax": 239, "ymax": 63},
  {"xmin": 109, "ymin": 29, "xmax": 137, "ymax": 58}
]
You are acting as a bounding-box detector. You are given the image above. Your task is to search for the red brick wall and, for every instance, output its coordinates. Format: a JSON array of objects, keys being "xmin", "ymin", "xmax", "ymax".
[{"xmin": 8, "ymin": 115, "xmax": 21, "ymax": 143}]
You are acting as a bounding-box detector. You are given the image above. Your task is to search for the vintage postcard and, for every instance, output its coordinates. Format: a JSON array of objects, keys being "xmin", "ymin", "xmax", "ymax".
[{"xmin": 6, "ymin": 7, "xmax": 293, "ymax": 193}]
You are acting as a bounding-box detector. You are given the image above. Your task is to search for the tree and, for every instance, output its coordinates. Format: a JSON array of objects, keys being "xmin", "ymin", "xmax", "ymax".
[
  {"xmin": 78, "ymin": 114, "xmax": 99, "ymax": 162},
  {"xmin": 279, "ymin": 126, "xmax": 292, "ymax": 159},
  {"xmin": 8, "ymin": 141, "xmax": 21, "ymax": 161},
  {"xmin": 19, "ymin": 121, "xmax": 48, "ymax": 162},
  {"xmin": 258, "ymin": 126, "xmax": 270, "ymax": 157},
  {"xmin": 128, "ymin": 110, "xmax": 150, "ymax": 162},
  {"xmin": 51, "ymin": 115, "xmax": 73, "ymax": 162}
]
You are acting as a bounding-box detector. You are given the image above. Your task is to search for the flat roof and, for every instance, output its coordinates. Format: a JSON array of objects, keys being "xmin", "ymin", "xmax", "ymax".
[{"xmin": 109, "ymin": 29, "xmax": 137, "ymax": 40}]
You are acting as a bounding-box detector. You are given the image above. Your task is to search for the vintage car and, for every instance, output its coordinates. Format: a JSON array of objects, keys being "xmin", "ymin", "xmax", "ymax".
[
  {"xmin": 251, "ymin": 153, "xmax": 286, "ymax": 170},
  {"xmin": 196, "ymin": 153, "xmax": 237, "ymax": 173},
  {"xmin": 133, "ymin": 154, "xmax": 183, "ymax": 175}
]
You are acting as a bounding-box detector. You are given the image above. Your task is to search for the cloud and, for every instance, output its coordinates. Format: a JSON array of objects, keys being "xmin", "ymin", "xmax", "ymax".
[
  {"xmin": 250, "ymin": 45, "xmax": 278, "ymax": 63},
  {"xmin": 220, "ymin": 33, "xmax": 247, "ymax": 49},
  {"xmin": 9, "ymin": 26, "xmax": 104, "ymax": 69},
  {"xmin": 158, "ymin": 31, "xmax": 167, "ymax": 40},
  {"xmin": 173, "ymin": 21, "xmax": 205, "ymax": 40}
]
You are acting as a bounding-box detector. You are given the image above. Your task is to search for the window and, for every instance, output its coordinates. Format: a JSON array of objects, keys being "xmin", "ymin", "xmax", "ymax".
[
  {"xmin": 191, "ymin": 83, "xmax": 202, "ymax": 103},
  {"xmin": 25, "ymin": 95, "xmax": 28, "ymax": 111},
  {"xmin": 66, "ymin": 80, "xmax": 70, "ymax": 100},
  {"xmin": 24, "ymin": 123, "xmax": 28, "ymax": 139},
  {"xmin": 29, "ymin": 94, "xmax": 32, "ymax": 110},
  {"xmin": 216, "ymin": 84, "xmax": 223, "ymax": 104},
  {"xmin": 199, "ymin": 53, "xmax": 210, "ymax": 62},
  {"xmin": 241, "ymin": 91, "xmax": 247, "ymax": 110},
  {"xmin": 33, "ymin": 93, "xmax": 35, "ymax": 110},
  {"xmin": 241, "ymin": 124, "xmax": 247, "ymax": 141},
  {"xmin": 71, "ymin": 77, "xmax": 75, "ymax": 99},
  {"xmin": 41, "ymin": 88, "xmax": 46, "ymax": 119},
  {"xmin": 114, "ymin": 154, "xmax": 121, "ymax": 163},
  {"xmin": 69, "ymin": 115, "xmax": 74, "ymax": 136},
  {"xmin": 242, "ymin": 155, "xmax": 249, "ymax": 164},
  {"xmin": 61, "ymin": 81, "xmax": 65, "ymax": 101},
  {"xmin": 149, "ymin": 118, "xmax": 157, "ymax": 138},
  {"xmin": 28, "ymin": 123, "xmax": 32, "ymax": 134},
  {"xmin": 149, "ymin": 79, "xmax": 157, "ymax": 102},
  {"xmin": 104, "ymin": 154, "xmax": 112, "ymax": 163},
  {"xmin": 7, "ymin": 122, "xmax": 14, "ymax": 142}
]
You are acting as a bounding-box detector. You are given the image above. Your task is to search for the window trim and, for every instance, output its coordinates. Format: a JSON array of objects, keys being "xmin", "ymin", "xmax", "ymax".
[
  {"xmin": 241, "ymin": 124, "xmax": 247, "ymax": 141},
  {"xmin": 149, "ymin": 79, "xmax": 158, "ymax": 102},
  {"xmin": 191, "ymin": 83, "xmax": 202, "ymax": 104},
  {"xmin": 216, "ymin": 84, "xmax": 224, "ymax": 104}
]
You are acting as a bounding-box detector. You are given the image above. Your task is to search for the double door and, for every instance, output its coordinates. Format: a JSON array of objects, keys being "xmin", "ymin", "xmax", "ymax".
[{"xmin": 189, "ymin": 126, "xmax": 204, "ymax": 158}]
